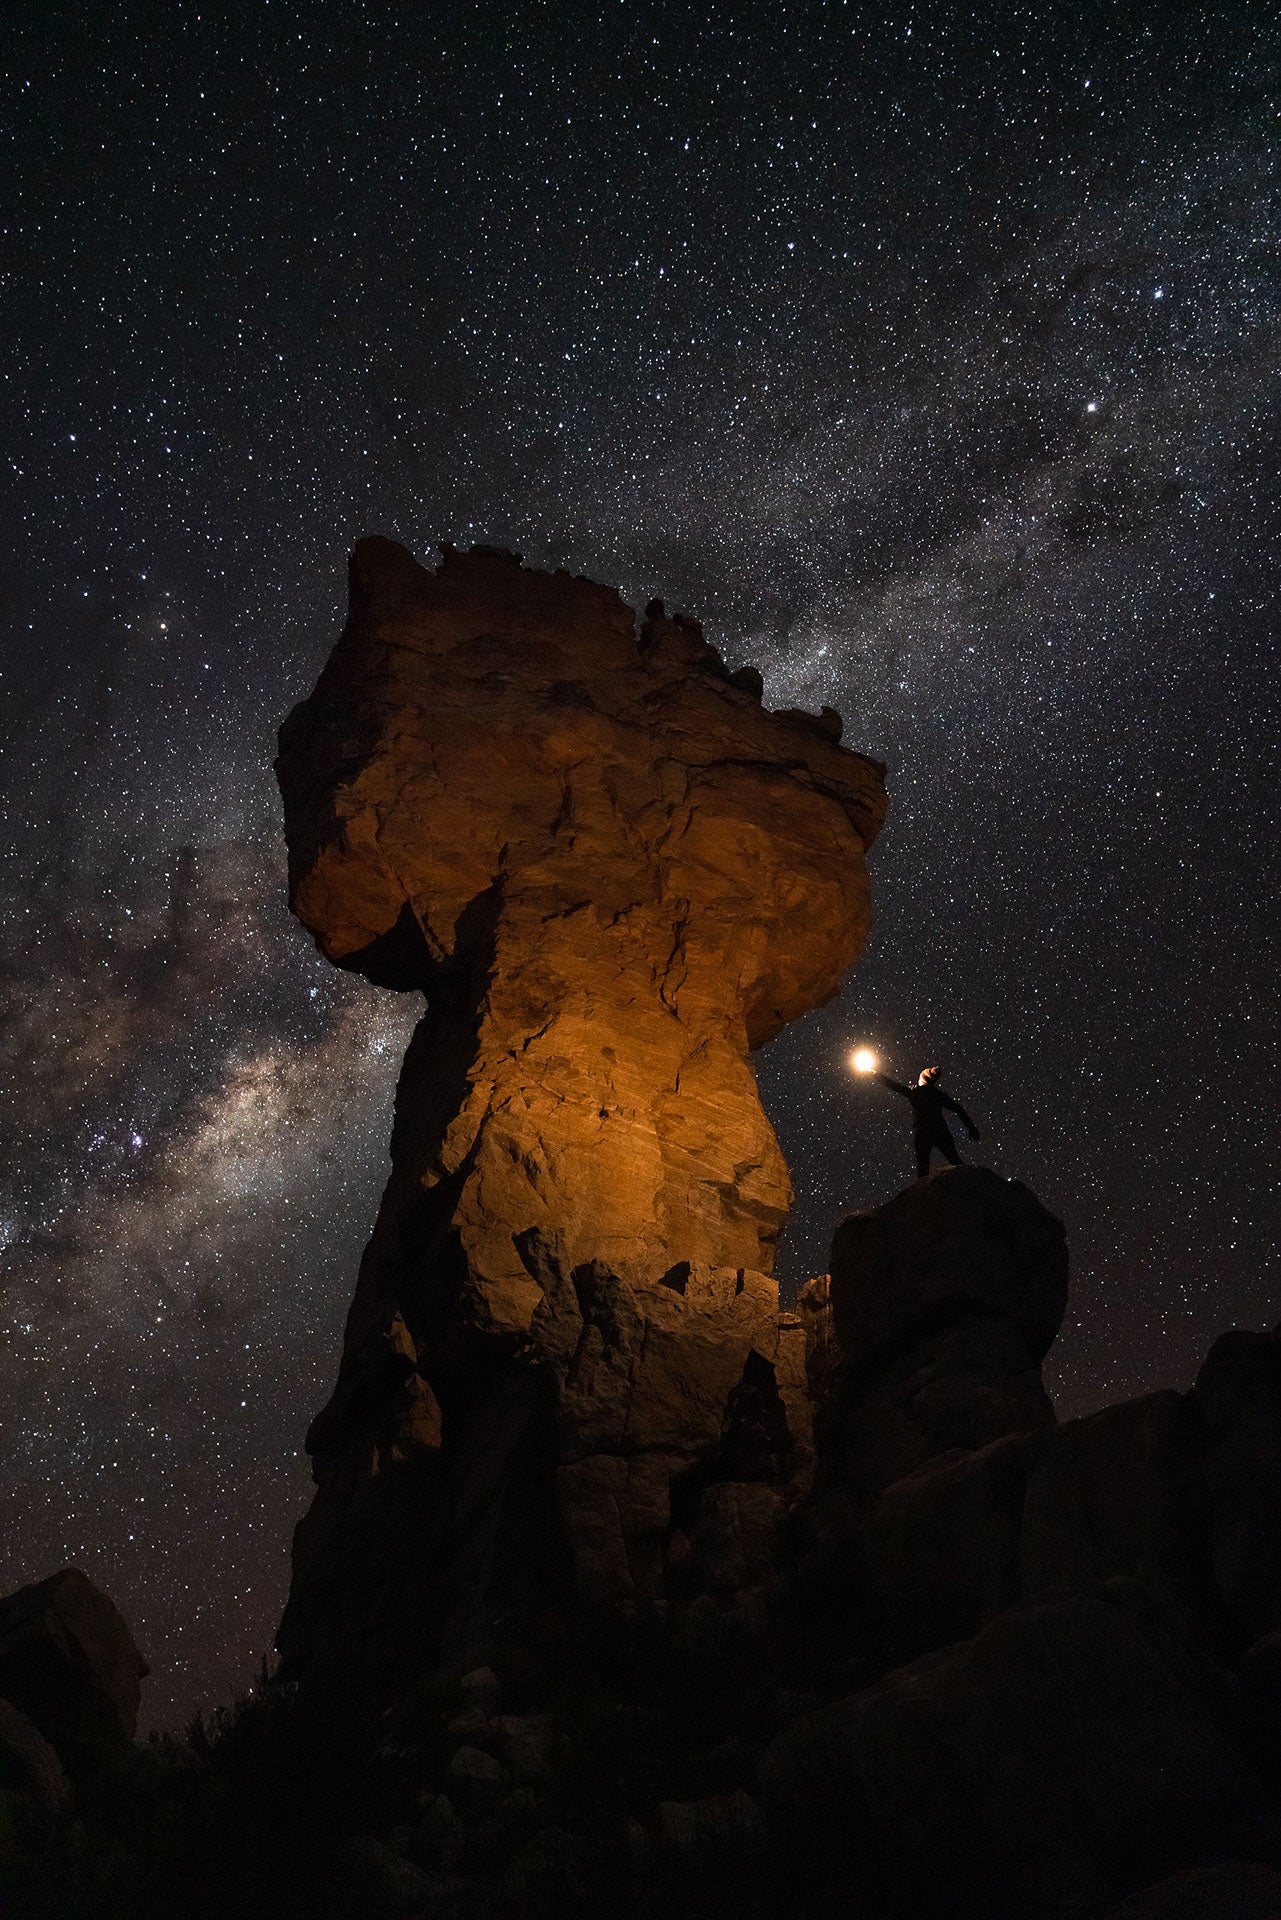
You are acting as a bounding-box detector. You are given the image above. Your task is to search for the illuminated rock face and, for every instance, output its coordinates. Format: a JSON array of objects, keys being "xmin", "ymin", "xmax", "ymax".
[{"xmin": 274, "ymin": 539, "xmax": 885, "ymax": 1683}]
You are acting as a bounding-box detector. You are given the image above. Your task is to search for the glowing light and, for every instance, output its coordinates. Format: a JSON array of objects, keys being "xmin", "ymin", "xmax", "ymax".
[{"xmin": 849, "ymin": 1047, "xmax": 878, "ymax": 1075}]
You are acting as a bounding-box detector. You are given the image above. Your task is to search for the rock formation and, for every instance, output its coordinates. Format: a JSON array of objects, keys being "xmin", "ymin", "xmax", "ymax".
[
  {"xmin": 14, "ymin": 546, "xmax": 1281, "ymax": 1920},
  {"xmin": 744, "ymin": 1176, "xmax": 1281, "ymax": 1918},
  {"xmin": 253, "ymin": 1164, "xmax": 1281, "ymax": 1920},
  {"xmin": 813, "ymin": 1166, "xmax": 1067, "ymax": 1506},
  {"xmin": 274, "ymin": 539, "xmax": 887, "ymax": 1686}
]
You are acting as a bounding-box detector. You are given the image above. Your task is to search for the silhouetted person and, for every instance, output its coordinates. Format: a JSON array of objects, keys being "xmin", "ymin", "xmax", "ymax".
[{"xmin": 878, "ymin": 1065, "xmax": 980, "ymax": 1178}]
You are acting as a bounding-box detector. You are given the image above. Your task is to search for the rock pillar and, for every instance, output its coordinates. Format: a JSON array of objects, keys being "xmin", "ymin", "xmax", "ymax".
[{"xmin": 274, "ymin": 539, "xmax": 886, "ymax": 1686}]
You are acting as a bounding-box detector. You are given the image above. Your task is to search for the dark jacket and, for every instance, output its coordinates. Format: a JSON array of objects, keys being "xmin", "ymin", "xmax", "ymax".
[{"xmin": 878, "ymin": 1074, "xmax": 978, "ymax": 1138}]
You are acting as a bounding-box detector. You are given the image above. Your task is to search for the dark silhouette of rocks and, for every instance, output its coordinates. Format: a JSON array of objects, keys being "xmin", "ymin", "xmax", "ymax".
[
  {"xmin": 0, "ymin": 1568, "xmax": 146, "ymax": 1766},
  {"xmin": 1098, "ymin": 1862, "xmax": 1281, "ymax": 1918},
  {"xmin": 814, "ymin": 1166, "xmax": 1064, "ymax": 1507},
  {"xmin": 273, "ymin": 539, "xmax": 886, "ymax": 1688},
  {"xmin": 828, "ymin": 1163, "xmax": 1068, "ymax": 1369},
  {"xmin": 0, "ymin": 1566, "xmax": 145, "ymax": 1854},
  {"xmin": 758, "ymin": 1587, "xmax": 1267, "ymax": 1918},
  {"xmin": 14, "ymin": 548, "xmax": 1281, "ymax": 1920}
]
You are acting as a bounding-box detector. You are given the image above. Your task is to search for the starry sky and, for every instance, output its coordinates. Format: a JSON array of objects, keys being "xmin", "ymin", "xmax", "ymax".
[{"xmin": 2, "ymin": 0, "xmax": 1278, "ymax": 1729}]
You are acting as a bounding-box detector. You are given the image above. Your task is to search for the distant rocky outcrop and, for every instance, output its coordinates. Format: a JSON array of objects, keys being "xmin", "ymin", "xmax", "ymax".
[{"xmin": 274, "ymin": 540, "xmax": 886, "ymax": 1690}]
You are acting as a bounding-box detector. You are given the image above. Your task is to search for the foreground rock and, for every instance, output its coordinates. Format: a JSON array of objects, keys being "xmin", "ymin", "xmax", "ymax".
[
  {"xmin": 1098, "ymin": 1862, "xmax": 1281, "ymax": 1919},
  {"xmin": 815, "ymin": 1167, "xmax": 1066, "ymax": 1506},
  {"xmin": 0, "ymin": 1567, "xmax": 147, "ymax": 1771},
  {"xmin": 757, "ymin": 1586, "xmax": 1268, "ymax": 1920},
  {"xmin": 828, "ymin": 1163, "xmax": 1068, "ymax": 1369},
  {"xmin": 275, "ymin": 539, "xmax": 886, "ymax": 1688}
]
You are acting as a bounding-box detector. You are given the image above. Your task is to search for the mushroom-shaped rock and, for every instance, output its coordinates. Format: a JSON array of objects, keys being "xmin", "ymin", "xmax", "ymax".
[
  {"xmin": 278, "ymin": 539, "xmax": 885, "ymax": 1322},
  {"xmin": 274, "ymin": 540, "xmax": 886, "ymax": 1687}
]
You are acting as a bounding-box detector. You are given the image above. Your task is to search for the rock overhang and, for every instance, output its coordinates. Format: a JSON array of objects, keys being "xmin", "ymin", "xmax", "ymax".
[{"xmin": 276, "ymin": 536, "xmax": 887, "ymax": 1044}]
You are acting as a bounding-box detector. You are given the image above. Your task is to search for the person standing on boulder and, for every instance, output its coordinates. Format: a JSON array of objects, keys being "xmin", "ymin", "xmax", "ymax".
[{"xmin": 877, "ymin": 1066, "xmax": 980, "ymax": 1178}]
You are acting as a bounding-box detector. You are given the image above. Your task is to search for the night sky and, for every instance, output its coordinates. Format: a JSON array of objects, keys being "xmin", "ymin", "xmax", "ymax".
[{"xmin": 3, "ymin": 1, "xmax": 1278, "ymax": 1728}]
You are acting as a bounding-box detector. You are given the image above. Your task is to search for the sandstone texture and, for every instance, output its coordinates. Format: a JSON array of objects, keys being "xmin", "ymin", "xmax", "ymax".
[{"xmin": 275, "ymin": 539, "xmax": 885, "ymax": 1685}]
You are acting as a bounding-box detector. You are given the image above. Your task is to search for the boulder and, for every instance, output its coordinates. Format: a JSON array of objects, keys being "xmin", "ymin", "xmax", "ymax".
[
  {"xmin": 829, "ymin": 1166, "xmax": 1068, "ymax": 1371},
  {"xmin": 684, "ymin": 1482, "xmax": 787, "ymax": 1594},
  {"xmin": 458, "ymin": 1666, "xmax": 501, "ymax": 1716},
  {"xmin": 497, "ymin": 1713, "xmax": 554, "ymax": 1786},
  {"xmin": 818, "ymin": 1309, "xmax": 1055, "ymax": 1506},
  {"xmin": 1194, "ymin": 1331, "xmax": 1281, "ymax": 1644},
  {"xmin": 757, "ymin": 1590, "xmax": 1262, "ymax": 1920},
  {"xmin": 1194, "ymin": 1329, "xmax": 1281, "ymax": 1439},
  {"xmin": 655, "ymin": 1788, "xmax": 765, "ymax": 1860},
  {"xmin": 1096, "ymin": 1862, "xmax": 1281, "ymax": 1918},
  {"xmin": 0, "ymin": 1569, "xmax": 147, "ymax": 1764},
  {"xmin": 527, "ymin": 1236, "xmax": 789, "ymax": 1608},
  {"xmin": 447, "ymin": 1743, "xmax": 509, "ymax": 1813},
  {"xmin": 1021, "ymin": 1391, "xmax": 1203, "ymax": 1619},
  {"xmin": 275, "ymin": 540, "xmax": 886, "ymax": 1686},
  {"xmin": 859, "ymin": 1434, "xmax": 1027, "ymax": 1656},
  {"xmin": 0, "ymin": 1698, "xmax": 72, "ymax": 1816},
  {"xmin": 330, "ymin": 1834, "xmax": 440, "ymax": 1918}
]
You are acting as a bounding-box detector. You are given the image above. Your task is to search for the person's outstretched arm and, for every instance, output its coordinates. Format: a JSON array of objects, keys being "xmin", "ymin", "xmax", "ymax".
[
  {"xmin": 942, "ymin": 1091, "xmax": 980, "ymax": 1139},
  {"xmin": 877, "ymin": 1073, "xmax": 913, "ymax": 1099}
]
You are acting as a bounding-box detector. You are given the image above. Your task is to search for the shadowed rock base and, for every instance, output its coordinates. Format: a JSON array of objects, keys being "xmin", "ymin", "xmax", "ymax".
[{"xmin": 12, "ymin": 1176, "xmax": 1281, "ymax": 1920}]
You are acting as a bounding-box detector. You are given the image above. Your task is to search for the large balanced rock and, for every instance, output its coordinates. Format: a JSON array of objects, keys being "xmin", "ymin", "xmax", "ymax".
[{"xmin": 275, "ymin": 540, "xmax": 886, "ymax": 1685}]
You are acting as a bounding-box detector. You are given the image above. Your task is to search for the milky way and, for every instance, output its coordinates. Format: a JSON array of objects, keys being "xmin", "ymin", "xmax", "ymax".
[{"xmin": 2, "ymin": 2, "xmax": 1278, "ymax": 1725}]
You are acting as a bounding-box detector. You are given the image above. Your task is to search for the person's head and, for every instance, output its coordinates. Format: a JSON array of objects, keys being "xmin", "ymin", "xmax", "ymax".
[{"xmin": 918, "ymin": 1065, "xmax": 940, "ymax": 1086}]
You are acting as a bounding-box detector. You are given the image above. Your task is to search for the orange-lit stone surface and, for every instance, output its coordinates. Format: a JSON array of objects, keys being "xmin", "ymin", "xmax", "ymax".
[{"xmin": 274, "ymin": 538, "xmax": 886, "ymax": 1683}]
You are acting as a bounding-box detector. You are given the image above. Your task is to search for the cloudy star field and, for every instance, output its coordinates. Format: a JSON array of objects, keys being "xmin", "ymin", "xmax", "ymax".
[{"xmin": 2, "ymin": 1, "xmax": 1278, "ymax": 1726}]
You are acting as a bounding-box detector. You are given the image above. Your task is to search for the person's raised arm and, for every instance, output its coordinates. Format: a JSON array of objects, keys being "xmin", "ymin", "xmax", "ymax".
[
  {"xmin": 941, "ymin": 1090, "xmax": 980, "ymax": 1140},
  {"xmin": 877, "ymin": 1073, "xmax": 913, "ymax": 1099}
]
